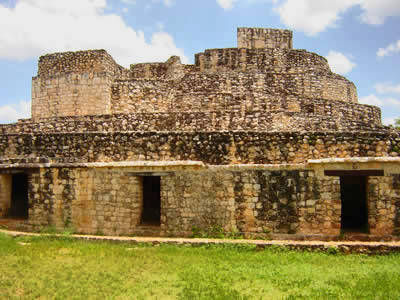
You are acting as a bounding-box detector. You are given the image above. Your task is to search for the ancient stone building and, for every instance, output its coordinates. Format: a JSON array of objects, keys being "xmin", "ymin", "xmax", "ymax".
[{"xmin": 1, "ymin": 28, "xmax": 400, "ymax": 238}]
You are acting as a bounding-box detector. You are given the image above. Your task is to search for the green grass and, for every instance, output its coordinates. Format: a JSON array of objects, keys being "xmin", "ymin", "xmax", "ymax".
[{"xmin": 0, "ymin": 233, "xmax": 400, "ymax": 299}]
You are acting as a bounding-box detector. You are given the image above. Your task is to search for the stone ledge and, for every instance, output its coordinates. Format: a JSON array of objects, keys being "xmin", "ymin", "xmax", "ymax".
[
  {"xmin": 0, "ymin": 159, "xmax": 399, "ymax": 172},
  {"xmin": 208, "ymin": 163, "xmax": 307, "ymax": 171},
  {"xmin": 0, "ymin": 160, "xmax": 206, "ymax": 170},
  {"xmin": 308, "ymin": 157, "xmax": 400, "ymax": 164}
]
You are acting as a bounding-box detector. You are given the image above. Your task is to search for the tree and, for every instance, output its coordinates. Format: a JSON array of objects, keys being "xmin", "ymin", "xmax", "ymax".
[{"xmin": 395, "ymin": 118, "xmax": 400, "ymax": 130}]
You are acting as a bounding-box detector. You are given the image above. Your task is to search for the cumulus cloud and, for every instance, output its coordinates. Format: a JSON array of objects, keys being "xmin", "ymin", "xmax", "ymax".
[
  {"xmin": 0, "ymin": 0, "xmax": 188, "ymax": 66},
  {"xmin": 359, "ymin": 94, "xmax": 384, "ymax": 106},
  {"xmin": 377, "ymin": 40, "xmax": 400, "ymax": 58},
  {"xmin": 364, "ymin": 83, "xmax": 400, "ymax": 124},
  {"xmin": 273, "ymin": 0, "xmax": 400, "ymax": 36},
  {"xmin": 359, "ymin": 0, "xmax": 400, "ymax": 25},
  {"xmin": 0, "ymin": 100, "xmax": 31, "ymax": 124},
  {"xmin": 359, "ymin": 94, "xmax": 400, "ymax": 108},
  {"xmin": 275, "ymin": 0, "xmax": 359, "ymax": 36},
  {"xmin": 217, "ymin": 0, "xmax": 238, "ymax": 10},
  {"xmin": 374, "ymin": 82, "xmax": 400, "ymax": 95},
  {"xmin": 325, "ymin": 51, "xmax": 356, "ymax": 75}
]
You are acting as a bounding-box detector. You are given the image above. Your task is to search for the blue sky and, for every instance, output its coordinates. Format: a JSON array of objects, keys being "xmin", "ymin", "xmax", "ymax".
[{"xmin": 0, "ymin": 0, "xmax": 400, "ymax": 125}]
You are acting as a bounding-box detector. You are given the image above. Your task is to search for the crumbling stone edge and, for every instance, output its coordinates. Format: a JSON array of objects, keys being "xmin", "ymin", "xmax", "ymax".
[{"xmin": 1, "ymin": 229, "xmax": 400, "ymax": 255}]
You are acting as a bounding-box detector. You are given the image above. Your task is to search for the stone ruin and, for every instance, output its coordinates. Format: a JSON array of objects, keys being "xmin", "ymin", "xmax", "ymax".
[{"xmin": 0, "ymin": 27, "xmax": 400, "ymax": 239}]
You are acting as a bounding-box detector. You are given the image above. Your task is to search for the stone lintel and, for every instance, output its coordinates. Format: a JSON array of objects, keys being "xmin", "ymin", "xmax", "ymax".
[
  {"xmin": 126, "ymin": 172, "xmax": 172, "ymax": 176},
  {"xmin": 324, "ymin": 170, "xmax": 384, "ymax": 177},
  {"xmin": 208, "ymin": 163, "xmax": 307, "ymax": 171},
  {"xmin": 0, "ymin": 161, "xmax": 205, "ymax": 171},
  {"xmin": 307, "ymin": 157, "xmax": 400, "ymax": 177}
]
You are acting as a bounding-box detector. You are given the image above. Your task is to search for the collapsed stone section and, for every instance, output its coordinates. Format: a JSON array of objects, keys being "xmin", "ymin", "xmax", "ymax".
[{"xmin": 130, "ymin": 56, "xmax": 188, "ymax": 81}]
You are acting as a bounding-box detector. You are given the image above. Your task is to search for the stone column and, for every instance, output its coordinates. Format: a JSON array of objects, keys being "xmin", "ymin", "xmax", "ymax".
[{"xmin": 0, "ymin": 174, "xmax": 12, "ymax": 217}]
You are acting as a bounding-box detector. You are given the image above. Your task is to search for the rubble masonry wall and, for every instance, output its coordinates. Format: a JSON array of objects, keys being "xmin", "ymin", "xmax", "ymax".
[{"xmin": 21, "ymin": 168, "xmax": 400, "ymax": 236}]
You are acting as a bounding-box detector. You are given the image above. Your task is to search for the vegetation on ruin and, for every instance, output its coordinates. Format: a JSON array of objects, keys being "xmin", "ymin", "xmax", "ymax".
[
  {"xmin": 394, "ymin": 118, "xmax": 400, "ymax": 130},
  {"xmin": 0, "ymin": 233, "xmax": 400, "ymax": 299}
]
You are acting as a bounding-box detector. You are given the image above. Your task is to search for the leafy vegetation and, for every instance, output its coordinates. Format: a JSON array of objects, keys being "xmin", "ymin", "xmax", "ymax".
[
  {"xmin": 395, "ymin": 118, "xmax": 400, "ymax": 129},
  {"xmin": 389, "ymin": 118, "xmax": 400, "ymax": 130},
  {"xmin": 0, "ymin": 232, "xmax": 400, "ymax": 299},
  {"xmin": 191, "ymin": 225, "xmax": 244, "ymax": 239}
]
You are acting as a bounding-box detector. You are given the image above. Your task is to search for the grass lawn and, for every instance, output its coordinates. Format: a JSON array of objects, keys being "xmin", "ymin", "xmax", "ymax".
[{"xmin": 0, "ymin": 233, "xmax": 400, "ymax": 299}]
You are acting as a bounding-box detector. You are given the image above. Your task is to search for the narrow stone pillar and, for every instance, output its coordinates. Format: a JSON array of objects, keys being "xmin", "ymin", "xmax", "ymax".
[{"xmin": 0, "ymin": 174, "xmax": 12, "ymax": 217}]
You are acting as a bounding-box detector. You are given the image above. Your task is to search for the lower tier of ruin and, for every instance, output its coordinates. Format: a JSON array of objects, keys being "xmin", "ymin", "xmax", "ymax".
[{"xmin": 0, "ymin": 158, "xmax": 399, "ymax": 238}]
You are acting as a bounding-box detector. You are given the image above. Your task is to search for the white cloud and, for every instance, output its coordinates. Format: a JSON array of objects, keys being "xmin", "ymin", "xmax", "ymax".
[
  {"xmin": 325, "ymin": 51, "xmax": 356, "ymax": 75},
  {"xmin": 273, "ymin": 0, "xmax": 400, "ymax": 36},
  {"xmin": 274, "ymin": 0, "xmax": 360, "ymax": 36},
  {"xmin": 359, "ymin": 94, "xmax": 400, "ymax": 108},
  {"xmin": 374, "ymin": 83, "xmax": 400, "ymax": 95},
  {"xmin": 382, "ymin": 117, "xmax": 396, "ymax": 126},
  {"xmin": 385, "ymin": 98, "xmax": 400, "ymax": 108},
  {"xmin": 360, "ymin": 84, "xmax": 400, "ymax": 119},
  {"xmin": 217, "ymin": 0, "xmax": 238, "ymax": 10},
  {"xmin": 0, "ymin": 100, "xmax": 31, "ymax": 124},
  {"xmin": 359, "ymin": 0, "xmax": 400, "ymax": 25},
  {"xmin": 0, "ymin": 0, "xmax": 188, "ymax": 67},
  {"xmin": 359, "ymin": 94, "xmax": 384, "ymax": 106},
  {"xmin": 377, "ymin": 40, "xmax": 400, "ymax": 58}
]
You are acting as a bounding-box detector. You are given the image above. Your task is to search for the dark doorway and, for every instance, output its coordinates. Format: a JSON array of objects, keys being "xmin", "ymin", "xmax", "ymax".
[
  {"xmin": 9, "ymin": 174, "xmax": 29, "ymax": 219},
  {"xmin": 340, "ymin": 176, "xmax": 368, "ymax": 232},
  {"xmin": 141, "ymin": 176, "xmax": 161, "ymax": 225}
]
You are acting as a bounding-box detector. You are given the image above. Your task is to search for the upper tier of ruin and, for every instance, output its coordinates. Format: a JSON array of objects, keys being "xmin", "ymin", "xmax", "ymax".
[{"xmin": 25, "ymin": 28, "xmax": 381, "ymax": 132}]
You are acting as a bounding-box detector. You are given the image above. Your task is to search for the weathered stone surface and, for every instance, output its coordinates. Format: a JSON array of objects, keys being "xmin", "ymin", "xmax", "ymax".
[
  {"xmin": 0, "ymin": 131, "xmax": 399, "ymax": 165},
  {"xmin": 0, "ymin": 27, "xmax": 399, "ymax": 239}
]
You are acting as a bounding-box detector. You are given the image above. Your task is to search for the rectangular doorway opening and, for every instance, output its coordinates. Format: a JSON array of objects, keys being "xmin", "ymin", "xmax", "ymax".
[
  {"xmin": 9, "ymin": 173, "xmax": 29, "ymax": 219},
  {"xmin": 141, "ymin": 176, "xmax": 161, "ymax": 226},
  {"xmin": 340, "ymin": 176, "xmax": 368, "ymax": 233}
]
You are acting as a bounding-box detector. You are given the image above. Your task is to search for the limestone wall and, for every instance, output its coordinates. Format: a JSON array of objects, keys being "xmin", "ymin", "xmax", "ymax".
[
  {"xmin": 31, "ymin": 50, "xmax": 128, "ymax": 120},
  {"xmin": 0, "ymin": 98, "xmax": 384, "ymax": 134},
  {"xmin": 28, "ymin": 167, "xmax": 143, "ymax": 235},
  {"xmin": 237, "ymin": 28, "xmax": 293, "ymax": 49},
  {"xmin": 32, "ymin": 73, "xmax": 113, "ymax": 119},
  {"xmin": 194, "ymin": 48, "xmax": 330, "ymax": 74},
  {"xmin": 1, "ymin": 131, "xmax": 399, "ymax": 165},
  {"xmin": 163, "ymin": 169, "xmax": 342, "ymax": 236},
  {"xmin": 19, "ymin": 166, "xmax": 400, "ymax": 236},
  {"xmin": 28, "ymin": 28, "xmax": 360, "ymax": 122},
  {"xmin": 36, "ymin": 50, "xmax": 123, "ymax": 77},
  {"xmin": 162, "ymin": 171, "xmax": 236, "ymax": 235},
  {"xmin": 110, "ymin": 72, "xmax": 357, "ymax": 117},
  {"xmin": 368, "ymin": 175, "xmax": 400, "ymax": 235}
]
